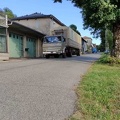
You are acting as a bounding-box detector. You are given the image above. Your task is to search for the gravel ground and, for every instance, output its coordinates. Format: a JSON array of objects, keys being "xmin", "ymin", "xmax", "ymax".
[{"xmin": 0, "ymin": 54, "xmax": 101, "ymax": 120}]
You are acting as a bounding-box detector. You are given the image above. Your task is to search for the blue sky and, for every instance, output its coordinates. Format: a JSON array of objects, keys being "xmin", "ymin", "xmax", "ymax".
[{"xmin": 1, "ymin": 0, "xmax": 101, "ymax": 45}]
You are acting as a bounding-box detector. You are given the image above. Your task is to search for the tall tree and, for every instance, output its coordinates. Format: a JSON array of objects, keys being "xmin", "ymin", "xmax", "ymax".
[
  {"xmin": 99, "ymin": 28, "xmax": 113, "ymax": 52},
  {"xmin": 3, "ymin": 7, "xmax": 17, "ymax": 19},
  {"xmin": 70, "ymin": 24, "xmax": 77, "ymax": 31},
  {"xmin": 69, "ymin": 24, "xmax": 81, "ymax": 35},
  {"xmin": 0, "ymin": 8, "xmax": 5, "ymax": 16},
  {"xmin": 99, "ymin": 30, "xmax": 106, "ymax": 52},
  {"xmin": 106, "ymin": 29, "xmax": 113, "ymax": 51},
  {"xmin": 54, "ymin": 0, "xmax": 120, "ymax": 57}
]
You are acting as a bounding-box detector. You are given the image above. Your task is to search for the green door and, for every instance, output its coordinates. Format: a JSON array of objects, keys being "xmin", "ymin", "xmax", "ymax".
[
  {"xmin": 9, "ymin": 33, "xmax": 23, "ymax": 58},
  {"xmin": 27, "ymin": 38, "xmax": 36, "ymax": 57}
]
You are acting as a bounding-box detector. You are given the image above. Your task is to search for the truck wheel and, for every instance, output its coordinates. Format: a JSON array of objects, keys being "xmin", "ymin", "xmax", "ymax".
[
  {"xmin": 69, "ymin": 52, "xmax": 72, "ymax": 57},
  {"xmin": 46, "ymin": 55, "xmax": 50, "ymax": 59},
  {"xmin": 54, "ymin": 54, "xmax": 59, "ymax": 58},
  {"xmin": 68, "ymin": 51, "xmax": 72, "ymax": 57},
  {"xmin": 67, "ymin": 48, "xmax": 72, "ymax": 57},
  {"xmin": 77, "ymin": 53, "xmax": 80, "ymax": 56},
  {"xmin": 77, "ymin": 50, "xmax": 80, "ymax": 56},
  {"xmin": 62, "ymin": 53, "xmax": 66, "ymax": 58}
]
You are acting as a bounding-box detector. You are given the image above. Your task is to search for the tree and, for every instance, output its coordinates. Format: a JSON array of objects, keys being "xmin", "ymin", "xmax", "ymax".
[
  {"xmin": 69, "ymin": 24, "xmax": 81, "ymax": 35},
  {"xmin": 54, "ymin": 0, "xmax": 120, "ymax": 57},
  {"xmin": 106, "ymin": 29, "xmax": 113, "ymax": 51},
  {"xmin": 3, "ymin": 7, "xmax": 17, "ymax": 19},
  {"xmin": 99, "ymin": 28, "xmax": 113, "ymax": 52},
  {"xmin": 70, "ymin": 24, "xmax": 77, "ymax": 31},
  {"xmin": 99, "ymin": 30, "xmax": 106, "ymax": 52},
  {"xmin": 0, "ymin": 8, "xmax": 5, "ymax": 16}
]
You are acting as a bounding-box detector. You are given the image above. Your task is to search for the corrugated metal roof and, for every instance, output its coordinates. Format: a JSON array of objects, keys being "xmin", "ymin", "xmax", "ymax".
[{"xmin": 12, "ymin": 12, "xmax": 65, "ymax": 26}]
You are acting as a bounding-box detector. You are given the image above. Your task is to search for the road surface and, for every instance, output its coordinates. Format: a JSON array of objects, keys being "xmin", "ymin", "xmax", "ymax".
[{"xmin": 0, "ymin": 54, "xmax": 101, "ymax": 120}]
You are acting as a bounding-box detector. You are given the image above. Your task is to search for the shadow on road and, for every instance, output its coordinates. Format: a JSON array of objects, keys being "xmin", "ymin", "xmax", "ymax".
[{"xmin": 43, "ymin": 53, "xmax": 101, "ymax": 63}]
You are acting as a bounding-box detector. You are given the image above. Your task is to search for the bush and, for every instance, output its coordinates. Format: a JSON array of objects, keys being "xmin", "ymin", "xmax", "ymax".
[{"xmin": 98, "ymin": 54, "xmax": 120, "ymax": 64}]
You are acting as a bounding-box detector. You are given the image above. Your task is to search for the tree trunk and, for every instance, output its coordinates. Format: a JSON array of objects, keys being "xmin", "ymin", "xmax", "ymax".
[{"xmin": 112, "ymin": 22, "xmax": 120, "ymax": 58}]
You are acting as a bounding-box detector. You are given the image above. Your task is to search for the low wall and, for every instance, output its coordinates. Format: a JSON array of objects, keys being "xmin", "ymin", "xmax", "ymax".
[{"xmin": 0, "ymin": 53, "xmax": 9, "ymax": 61}]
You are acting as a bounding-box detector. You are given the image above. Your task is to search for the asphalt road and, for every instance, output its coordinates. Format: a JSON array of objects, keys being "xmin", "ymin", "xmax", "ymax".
[{"xmin": 0, "ymin": 54, "xmax": 101, "ymax": 120}]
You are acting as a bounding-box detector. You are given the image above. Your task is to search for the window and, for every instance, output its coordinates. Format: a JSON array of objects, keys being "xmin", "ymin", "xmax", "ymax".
[
  {"xmin": 0, "ymin": 27, "xmax": 7, "ymax": 53},
  {"xmin": 44, "ymin": 36, "xmax": 62, "ymax": 43}
]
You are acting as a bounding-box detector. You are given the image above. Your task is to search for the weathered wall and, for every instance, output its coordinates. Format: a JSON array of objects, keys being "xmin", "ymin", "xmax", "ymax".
[
  {"xmin": 14, "ymin": 18, "xmax": 62, "ymax": 35},
  {"xmin": 0, "ymin": 53, "xmax": 9, "ymax": 60},
  {"xmin": 8, "ymin": 29, "xmax": 43, "ymax": 58}
]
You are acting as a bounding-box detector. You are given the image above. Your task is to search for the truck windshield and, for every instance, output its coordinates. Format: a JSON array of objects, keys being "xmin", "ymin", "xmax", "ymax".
[{"xmin": 44, "ymin": 36, "xmax": 61, "ymax": 43}]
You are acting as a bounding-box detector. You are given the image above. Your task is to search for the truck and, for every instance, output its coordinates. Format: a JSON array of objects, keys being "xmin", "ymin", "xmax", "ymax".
[{"xmin": 43, "ymin": 26, "xmax": 81, "ymax": 58}]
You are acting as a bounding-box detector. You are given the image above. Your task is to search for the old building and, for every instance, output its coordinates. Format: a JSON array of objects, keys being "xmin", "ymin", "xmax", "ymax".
[
  {"xmin": 12, "ymin": 13, "xmax": 65, "ymax": 35},
  {"xmin": 12, "ymin": 13, "xmax": 83, "ymax": 56},
  {"xmin": 0, "ymin": 14, "xmax": 9, "ymax": 60},
  {"xmin": 82, "ymin": 36, "xmax": 93, "ymax": 53},
  {"xmin": 0, "ymin": 13, "xmax": 83, "ymax": 60},
  {"xmin": 0, "ymin": 14, "xmax": 45, "ymax": 60},
  {"xmin": 8, "ymin": 21, "xmax": 45, "ymax": 58},
  {"xmin": 82, "ymin": 37, "xmax": 88, "ymax": 54}
]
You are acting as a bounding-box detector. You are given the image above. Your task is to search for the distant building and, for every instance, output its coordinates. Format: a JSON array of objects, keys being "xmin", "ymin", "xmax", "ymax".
[
  {"xmin": 82, "ymin": 36, "xmax": 92, "ymax": 53},
  {"xmin": 82, "ymin": 37, "xmax": 88, "ymax": 54}
]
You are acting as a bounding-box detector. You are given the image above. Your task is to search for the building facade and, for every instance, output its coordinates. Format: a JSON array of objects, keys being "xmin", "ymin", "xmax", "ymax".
[
  {"xmin": 0, "ymin": 14, "xmax": 9, "ymax": 60},
  {"xmin": 0, "ymin": 14, "xmax": 45, "ymax": 60},
  {"xmin": 82, "ymin": 36, "xmax": 93, "ymax": 53},
  {"xmin": 82, "ymin": 37, "xmax": 88, "ymax": 54},
  {"xmin": 12, "ymin": 13, "xmax": 65, "ymax": 35}
]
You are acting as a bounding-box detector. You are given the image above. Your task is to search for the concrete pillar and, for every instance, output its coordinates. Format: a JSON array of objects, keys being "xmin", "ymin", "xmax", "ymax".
[
  {"xmin": 39, "ymin": 38, "xmax": 43, "ymax": 57},
  {"xmin": 36, "ymin": 38, "xmax": 39, "ymax": 57},
  {"xmin": 36, "ymin": 38, "xmax": 43, "ymax": 58},
  {"xmin": 7, "ymin": 29, "xmax": 9, "ymax": 54},
  {"xmin": 23, "ymin": 36, "xmax": 27, "ymax": 57}
]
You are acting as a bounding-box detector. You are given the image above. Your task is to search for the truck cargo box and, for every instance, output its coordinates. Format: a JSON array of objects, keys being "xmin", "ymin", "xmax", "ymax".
[{"xmin": 51, "ymin": 26, "xmax": 81, "ymax": 50}]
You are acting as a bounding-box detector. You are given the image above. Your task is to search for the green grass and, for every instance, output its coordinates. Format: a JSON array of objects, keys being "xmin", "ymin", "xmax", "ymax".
[{"xmin": 69, "ymin": 63, "xmax": 120, "ymax": 120}]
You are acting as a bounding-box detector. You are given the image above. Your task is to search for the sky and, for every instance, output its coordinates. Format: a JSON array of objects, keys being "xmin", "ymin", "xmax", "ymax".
[{"xmin": 1, "ymin": 0, "xmax": 101, "ymax": 45}]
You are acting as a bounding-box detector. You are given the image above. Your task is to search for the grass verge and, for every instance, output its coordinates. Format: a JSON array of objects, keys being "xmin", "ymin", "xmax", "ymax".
[{"xmin": 69, "ymin": 62, "xmax": 120, "ymax": 120}]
